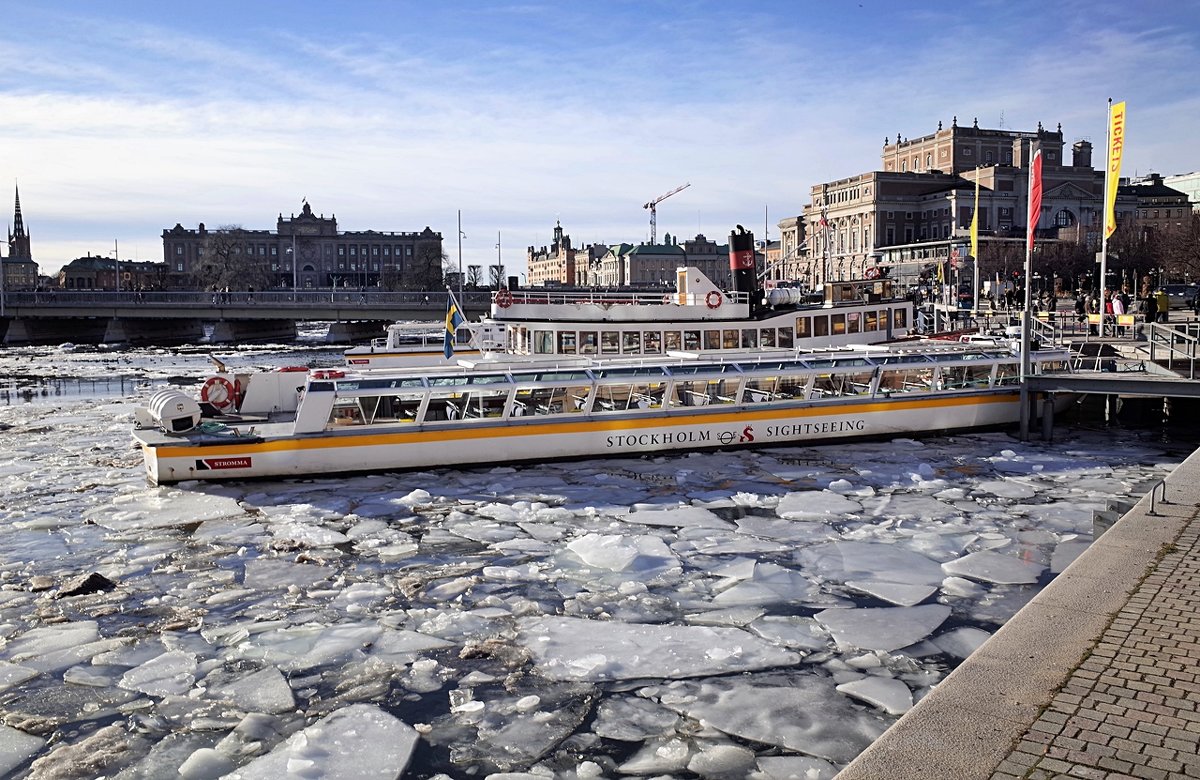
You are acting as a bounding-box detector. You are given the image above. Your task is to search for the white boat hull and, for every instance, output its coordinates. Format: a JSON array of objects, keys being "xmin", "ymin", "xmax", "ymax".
[{"xmin": 138, "ymin": 391, "xmax": 1053, "ymax": 484}]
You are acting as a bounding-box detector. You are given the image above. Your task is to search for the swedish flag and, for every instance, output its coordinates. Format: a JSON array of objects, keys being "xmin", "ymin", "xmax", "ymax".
[{"xmin": 444, "ymin": 291, "xmax": 465, "ymax": 359}]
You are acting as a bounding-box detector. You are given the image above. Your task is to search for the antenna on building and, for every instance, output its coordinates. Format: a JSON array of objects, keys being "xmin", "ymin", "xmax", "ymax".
[{"xmin": 998, "ymin": 110, "xmax": 1005, "ymax": 129}]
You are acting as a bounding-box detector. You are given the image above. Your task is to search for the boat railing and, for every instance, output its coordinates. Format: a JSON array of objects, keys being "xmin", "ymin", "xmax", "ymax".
[
  {"xmin": 501, "ymin": 289, "xmax": 750, "ymax": 308},
  {"xmin": 1148, "ymin": 321, "xmax": 1200, "ymax": 379}
]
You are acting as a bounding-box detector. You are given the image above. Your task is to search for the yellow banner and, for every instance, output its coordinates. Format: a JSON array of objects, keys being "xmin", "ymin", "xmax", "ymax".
[
  {"xmin": 1105, "ymin": 101, "xmax": 1126, "ymax": 238},
  {"xmin": 969, "ymin": 175, "xmax": 979, "ymax": 259}
]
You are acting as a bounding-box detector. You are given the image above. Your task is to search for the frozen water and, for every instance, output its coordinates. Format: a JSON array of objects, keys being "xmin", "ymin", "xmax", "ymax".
[
  {"xmin": 835, "ymin": 676, "xmax": 914, "ymax": 715},
  {"xmin": 942, "ymin": 550, "xmax": 1046, "ymax": 584},
  {"xmin": 815, "ymin": 604, "xmax": 952, "ymax": 651},
  {"xmin": 222, "ymin": 704, "xmax": 417, "ymax": 779},
  {"xmin": 0, "ymin": 343, "xmax": 1185, "ymax": 778},
  {"xmin": 518, "ymin": 616, "xmax": 801, "ymax": 681}
]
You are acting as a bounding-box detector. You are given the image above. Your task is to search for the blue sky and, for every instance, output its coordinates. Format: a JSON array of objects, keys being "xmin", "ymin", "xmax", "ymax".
[{"xmin": 2, "ymin": 0, "xmax": 1197, "ymax": 278}]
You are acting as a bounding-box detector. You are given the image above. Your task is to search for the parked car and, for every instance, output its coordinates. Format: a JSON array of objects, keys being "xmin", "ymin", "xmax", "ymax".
[{"xmin": 1162, "ymin": 283, "xmax": 1198, "ymax": 310}]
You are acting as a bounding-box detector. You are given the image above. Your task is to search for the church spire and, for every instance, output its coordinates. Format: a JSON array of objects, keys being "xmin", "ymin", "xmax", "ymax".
[
  {"xmin": 12, "ymin": 184, "xmax": 25, "ymax": 237},
  {"xmin": 9, "ymin": 184, "xmax": 32, "ymax": 260}
]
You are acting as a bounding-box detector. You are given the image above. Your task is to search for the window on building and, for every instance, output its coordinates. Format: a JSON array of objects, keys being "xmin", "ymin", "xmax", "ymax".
[
  {"xmin": 350, "ymin": 247, "xmax": 357, "ymax": 256},
  {"xmin": 175, "ymin": 245, "xmax": 183, "ymax": 255},
  {"xmin": 901, "ymin": 161, "xmax": 907, "ymax": 173},
  {"xmin": 339, "ymin": 246, "xmax": 345, "ymax": 256},
  {"xmin": 985, "ymin": 151, "xmax": 993, "ymax": 163},
  {"xmin": 926, "ymin": 153, "xmax": 932, "ymax": 168}
]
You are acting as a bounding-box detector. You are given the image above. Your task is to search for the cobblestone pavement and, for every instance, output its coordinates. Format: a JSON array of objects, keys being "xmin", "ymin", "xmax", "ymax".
[{"xmin": 991, "ymin": 515, "xmax": 1200, "ymax": 780}]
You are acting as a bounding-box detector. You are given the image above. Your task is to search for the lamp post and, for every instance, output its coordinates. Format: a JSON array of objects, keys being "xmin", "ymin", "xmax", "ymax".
[
  {"xmin": 113, "ymin": 239, "xmax": 120, "ymax": 294},
  {"xmin": 291, "ymin": 232, "xmax": 297, "ymax": 297},
  {"xmin": 457, "ymin": 210, "xmax": 465, "ymax": 304}
]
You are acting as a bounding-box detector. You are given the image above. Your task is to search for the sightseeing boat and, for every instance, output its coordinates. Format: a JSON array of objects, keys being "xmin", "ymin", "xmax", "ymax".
[
  {"xmin": 344, "ymin": 266, "xmax": 915, "ymax": 369},
  {"xmin": 132, "ymin": 342, "xmax": 1073, "ymax": 485},
  {"xmin": 345, "ymin": 228, "xmax": 914, "ymax": 369}
]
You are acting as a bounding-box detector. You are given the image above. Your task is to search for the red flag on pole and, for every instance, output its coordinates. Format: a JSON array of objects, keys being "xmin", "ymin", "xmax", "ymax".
[{"xmin": 1026, "ymin": 149, "xmax": 1043, "ymax": 253}]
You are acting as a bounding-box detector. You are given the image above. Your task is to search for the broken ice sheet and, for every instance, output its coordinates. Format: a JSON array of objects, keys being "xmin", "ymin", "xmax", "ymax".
[
  {"xmin": 222, "ymin": 704, "xmax": 417, "ymax": 779},
  {"xmin": 815, "ymin": 604, "xmax": 951, "ymax": 652},
  {"xmin": 835, "ymin": 676, "xmax": 914, "ymax": 715},
  {"xmin": 942, "ymin": 550, "xmax": 1045, "ymax": 584},
  {"xmin": 518, "ymin": 616, "xmax": 801, "ymax": 681},
  {"xmin": 651, "ymin": 674, "xmax": 888, "ymax": 764}
]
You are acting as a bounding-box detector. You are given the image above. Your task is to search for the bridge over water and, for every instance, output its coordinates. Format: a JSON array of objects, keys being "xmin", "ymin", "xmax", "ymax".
[{"xmin": 0, "ymin": 289, "xmax": 494, "ymax": 346}]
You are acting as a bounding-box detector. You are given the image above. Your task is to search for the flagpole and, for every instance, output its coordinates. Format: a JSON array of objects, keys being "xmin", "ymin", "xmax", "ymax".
[
  {"xmin": 1099, "ymin": 98, "xmax": 1112, "ymax": 301},
  {"xmin": 1019, "ymin": 145, "xmax": 1041, "ymax": 441}
]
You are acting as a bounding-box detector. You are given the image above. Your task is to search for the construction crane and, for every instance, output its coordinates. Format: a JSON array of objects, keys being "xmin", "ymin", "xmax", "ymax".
[{"xmin": 643, "ymin": 183, "xmax": 691, "ymax": 245}]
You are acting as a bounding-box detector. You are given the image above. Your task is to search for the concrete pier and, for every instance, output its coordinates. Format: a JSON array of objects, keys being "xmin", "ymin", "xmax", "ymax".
[{"xmin": 836, "ymin": 447, "xmax": 1200, "ymax": 779}]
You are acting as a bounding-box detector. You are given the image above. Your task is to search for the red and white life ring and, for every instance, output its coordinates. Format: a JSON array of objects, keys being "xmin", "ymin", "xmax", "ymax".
[
  {"xmin": 705, "ymin": 290, "xmax": 722, "ymax": 309},
  {"xmin": 311, "ymin": 369, "xmax": 345, "ymax": 380},
  {"xmin": 200, "ymin": 376, "xmax": 238, "ymax": 411},
  {"xmin": 495, "ymin": 289, "xmax": 513, "ymax": 308}
]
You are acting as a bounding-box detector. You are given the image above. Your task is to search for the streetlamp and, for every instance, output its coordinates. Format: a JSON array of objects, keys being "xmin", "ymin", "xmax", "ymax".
[{"xmin": 457, "ymin": 211, "xmax": 465, "ymax": 304}]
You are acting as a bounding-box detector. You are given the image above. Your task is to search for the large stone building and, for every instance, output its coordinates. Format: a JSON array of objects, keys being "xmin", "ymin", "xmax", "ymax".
[
  {"xmin": 58, "ymin": 256, "xmax": 165, "ymax": 291},
  {"xmin": 1164, "ymin": 172, "xmax": 1200, "ymax": 211},
  {"xmin": 788, "ymin": 117, "xmax": 1138, "ymax": 290},
  {"xmin": 526, "ymin": 221, "xmax": 607, "ymax": 286},
  {"xmin": 161, "ymin": 202, "xmax": 443, "ymax": 290},
  {"xmin": 1121, "ymin": 173, "xmax": 1194, "ymax": 239},
  {"xmin": 4, "ymin": 186, "xmax": 39, "ymax": 290}
]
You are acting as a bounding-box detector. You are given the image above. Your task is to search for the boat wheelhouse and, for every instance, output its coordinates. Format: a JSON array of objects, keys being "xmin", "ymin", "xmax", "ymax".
[{"xmin": 134, "ymin": 342, "xmax": 1073, "ymax": 484}]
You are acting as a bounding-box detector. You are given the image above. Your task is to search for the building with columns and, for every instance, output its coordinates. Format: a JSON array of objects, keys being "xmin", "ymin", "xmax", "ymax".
[{"xmin": 790, "ymin": 117, "xmax": 1138, "ymax": 290}]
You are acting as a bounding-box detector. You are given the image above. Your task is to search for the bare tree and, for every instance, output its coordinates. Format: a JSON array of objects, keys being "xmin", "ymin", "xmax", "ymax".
[
  {"xmin": 467, "ymin": 265, "xmax": 484, "ymax": 287},
  {"xmin": 404, "ymin": 244, "xmax": 448, "ymax": 290},
  {"xmin": 489, "ymin": 264, "xmax": 506, "ymax": 288},
  {"xmin": 190, "ymin": 225, "xmax": 273, "ymax": 292}
]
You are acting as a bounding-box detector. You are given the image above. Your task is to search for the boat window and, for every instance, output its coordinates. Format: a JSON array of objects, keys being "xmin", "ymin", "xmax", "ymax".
[
  {"xmin": 811, "ymin": 370, "xmax": 875, "ymax": 398},
  {"xmin": 893, "ymin": 308, "xmax": 907, "ymax": 328},
  {"xmin": 741, "ymin": 329, "xmax": 758, "ymax": 349},
  {"xmin": 831, "ymin": 314, "xmax": 847, "ymax": 335},
  {"xmin": 348, "ymin": 377, "xmax": 427, "ymax": 390},
  {"xmin": 796, "ymin": 316, "xmax": 811, "ymax": 339},
  {"xmin": 579, "ymin": 331, "xmax": 598, "ymax": 355},
  {"xmin": 742, "ymin": 375, "xmax": 783, "ymax": 403},
  {"xmin": 760, "ymin": 329, "xmax": 775, "ymax": 348},
  {"xmin": 941, "ymin": 364, "xmax": 994, "ymax": 389},
  {"xmin": 457, "ymin": 386, "xmax": 511, "ymax": 419},
  {"xmin": 877, "ymin": 368, "xmax": 934, "ymax": 394},
  {"xmin": 664, "ymin": 331, "xmax": 682, "ymax": 351},
  {"xmin": 833, "ymin": 358, "xmax": 874, "ymax": 368},
  {"xmin": 995, "ymin": 363, "xmax": 1020, "ymax": 385},
  {"xmin": 601, "ymin": 331, "xmax": 620, "ymax": 355},
  {"xmin": 534, "ymin": 330, "xmax": 554, "ymax": 354},
  {"xmin": 670, "ymin": 378, "xmax": 737, "ymax": 407},
  {"xmin": 593, "ymin": 380, "xmax": 667, "ymax": 412},
  {"xmin": 328, "ymin": 397, "xmax": 366, "ymax": 427},
  {"xmin": 514, "ymin": 383, "xmax": 591, "ymax": 416},
  {"xmin": 723, "ymin": 330, "xmax": 739, "ymax": 349},
  {"xmin": 879, "ymin": 309, "xmax": 890, "ymax": 331},
  {"xmin": 704, "ymin": 330, "xmax": 721, "ymax": 350},
  {"xmin": 558, "ymin": 332, "xmax": 578, "ymax": 355},
  {"xmin": 813, "ymin": 316, "xmax": 829, "ymax": 338},
  {"xmin": 644, "ymin": 331, "xmax": 663, "ymax": 355},
  {"xmin": 684, "ymin": 330, "xmax": 701, "ymax": 350},
  {"xmin": 865, "ymin": 310, "xmax": 878, "ymax": 332},
  {"xmin": 370, "ymin": 392, "xmax": 424, "ymax": 423},
  {"xmin": 595, "ymin": 366, "xmax": 669, "ymax": 379},
  {"xmin": 778, "ymin": 327, "xmax": 794, "ymax": 349},
  {"xmin": 515, "ymin": 326, "xmax": 529, "ymax": 355},
  {"xmin": 622, "ymin": 332, "xmax": 642, "ymax": 354},
  {"xmin": 847, "ymin": 312, "xmax": 861, "ymax": 334},
  {"xmin": 1035, "ymin": 360, "xmax": 1069, "ymax": 373}
]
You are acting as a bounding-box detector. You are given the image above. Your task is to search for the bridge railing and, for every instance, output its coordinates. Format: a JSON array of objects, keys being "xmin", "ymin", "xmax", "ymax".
[{"xmin": 1, "ymin": 289, "xmax": 496, "ymax": 309}]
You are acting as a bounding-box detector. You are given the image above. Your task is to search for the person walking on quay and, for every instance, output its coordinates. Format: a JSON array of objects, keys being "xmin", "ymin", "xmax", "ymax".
[
  {"xmin": 1156, "ymin": 288, "xmax": 1170, "ymax": 322},
  {"xmin": 247, "ymin": 285, "xmax": 255, "ymax": 303},
  {"xmin": 1144, "ymin": 289, "xmax": 1158, "ymax": 325},
  {"xmin": 1112, "ymin": 289, "xmax": 1127, "ymax": 336}
]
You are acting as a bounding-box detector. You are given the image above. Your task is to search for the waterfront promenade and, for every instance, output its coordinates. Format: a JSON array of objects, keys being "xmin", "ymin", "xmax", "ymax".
[{"xmin": 837, "ymin": 447, "xmax": 1200, "ymax": 778}]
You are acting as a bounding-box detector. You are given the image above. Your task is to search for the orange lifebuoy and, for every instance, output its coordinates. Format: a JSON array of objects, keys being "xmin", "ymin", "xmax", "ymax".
[
  {"xmin": 200, "ymin": 376, "xmax": 237, "ymax": 411},
  {"xmin": 705, "ymin": 290, "xmax": 722, "ymax": 309},
  {"xmin": 495, "ymin": 289, "xmax": 513, "ymax": 308}
]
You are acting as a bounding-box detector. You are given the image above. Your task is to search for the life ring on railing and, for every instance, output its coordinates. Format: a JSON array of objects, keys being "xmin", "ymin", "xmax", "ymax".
[
  {"xmin": 312, "ymin": 369, "xmax": 345, "ymax": 380},
  {"xmin": 495, "ymin": 289, "xmax": 513, "ymax": 308},
  {"xmin": 705, "ymin": 290, "xmax": 722, "ymax": 309},
  {"xmin": 200, "ymin": 376, "xmax": 238, "ymax": 412},
  {"xmin": 278, "ymin": 365, "xmax": 308, "ymax": 372}
]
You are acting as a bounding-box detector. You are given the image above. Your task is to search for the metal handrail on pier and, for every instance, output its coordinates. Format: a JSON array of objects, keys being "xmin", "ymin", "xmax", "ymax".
[{"xmin": 1148, "ymin": 322, "xmax": 1200, "ymax": 379}]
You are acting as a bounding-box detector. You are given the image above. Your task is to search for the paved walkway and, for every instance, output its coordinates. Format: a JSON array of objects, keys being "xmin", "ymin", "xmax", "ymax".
[{"xmin": 837, "ymin": 447, "xmax": 1200, "ymax": 779}]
